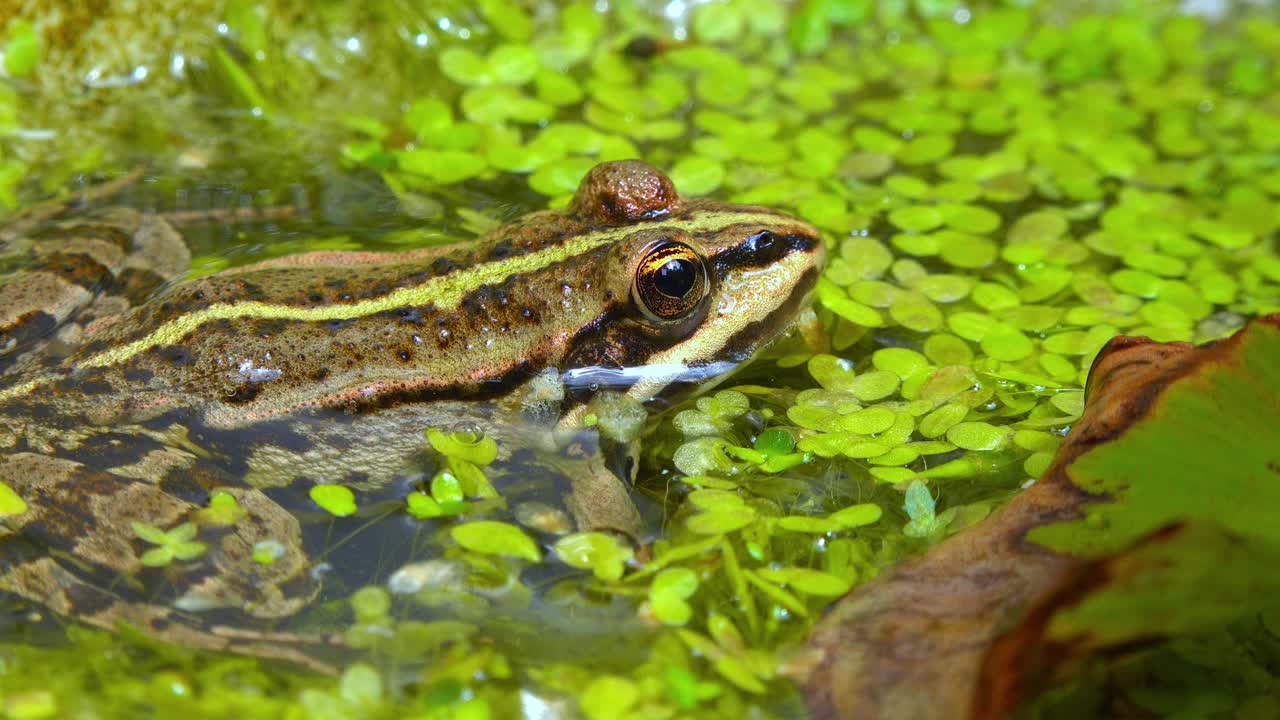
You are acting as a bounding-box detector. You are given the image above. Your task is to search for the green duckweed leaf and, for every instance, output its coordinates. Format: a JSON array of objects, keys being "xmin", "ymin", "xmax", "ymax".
[
  {"xmin": 554, "ymin": 532, "xmax": 634, "ymax": 581},
  {"xmin": 581, "ymin": 675, "xmax": 639, "ymax": 720},
  {"xmin": 130, "ymin": 522, "xmax": 169, "ymax": 545},
  {"xmin": 480, "ymin": 0, "xmax": 534, "ymax": 41},
  {"xmin": 140, "ymin": 548, "xmax": 175, "ymax": 568},
  {"xmin": 924, "ymin": 334, "xmax": 974, "ymax": 365},
  {"xmin": 873, "ymin": 348, "xmax": 930, "ymax": 379},
  {"xmin": 939, "ymin": 203, "xmax": 1001, "ymax": 233},
  {"xmin": 488, "ymin": 44, "xmax": 540, "ymax": 85},
  {"xmin": 758, "ymin": 567, "xmax": 853, "ymax": 597},
  {"xmin": 919, "ymin": 402, "xmax": 969, "ymax": 438},
  {"xmin": 426, "ymin": 428, "xmax": 499, "ymax": 466},
  {"xmin": 808, "ymin": 353, "xmax": 858, "ymax": 391},
  {"xmin": 439, "ymin": 48, "xmax": 493, "ymax": 86},
  {"xmin": 0, "ymin": 481, "xmax": 28, "ymax": 516},
  {"xmin": 687, "ymin": 507, "xmax": 757, "ymax": 535},
  {"xmin": 889, "ymin": 205, "xmax": 944, "ymax": 232},
  {"xmin": 674, "ymin": 437, "xmax": 736, "ymax": 476},
  {"xmin": 829, "ymin": 503, "xmax": 883, "ymax": 528},
  {"xmin": 452, "ymin": 521, "xmax": 541, "ymax": 562},
  {"xmin": 528, "ymin": 156, "xmax": 596, "ymax": 196},
  {"xmin": 837, "ymin": 406, "xmax": 896, "ymax": 434},
  {"xmin": 981, "ymin": 325, "xmax": 1035, "ymax": 362},
  {"xmin": 252, "ymin": 540, "xmax": 286, "ymax": 564},
  {"xmin": 430, "ymin": 470, "xmax": 465, "ymax": 504},
  {"xmin": 754, "ymin": 427, "xmax": 796, "ymax": 457},
  {"xmin": 198, "ymin": 491, "xmax": 246, "ymax": 526},
  {"xmin": 818, "ymin": 281, "xmax": 886, "ymax": 326},
  {"xmin": 850, "ymin": 370, "xmax": 900, "ymax": 402},
  {"xmin": 311, "ymin": 485, "xmax": 357, "ymax": 517},
  {"xmin": 4, "ymin": 22, "xmax": 41, "ymax": 78},
  {"xmin": 650, "ymin": 567, "xmax": 699, "ymax": 625},
  {"xmin": 693, "ymin": 1, "xmax": 745, "ymax": 43},
  {"xmin": 946, "ymin": 422, "xmax": 1011, "ymax": 451},
  {"xmin": 397, "ymin": 149, "xmax": 486, "ymax": 184},
  {"xmin": 670, "ymin": 155, "xmax": 725, "ymax": 195}
]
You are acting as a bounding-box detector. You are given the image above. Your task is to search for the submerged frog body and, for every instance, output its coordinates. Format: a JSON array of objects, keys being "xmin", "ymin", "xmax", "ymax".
[{"xmin": 0, "ymin": 161, "xmax": 822, "ymax": 667}]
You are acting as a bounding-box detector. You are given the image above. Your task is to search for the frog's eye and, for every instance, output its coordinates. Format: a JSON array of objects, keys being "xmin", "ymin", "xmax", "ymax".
[{"xmin": 633, "ymin": 241, "xmax": 708, "ymax": 321}]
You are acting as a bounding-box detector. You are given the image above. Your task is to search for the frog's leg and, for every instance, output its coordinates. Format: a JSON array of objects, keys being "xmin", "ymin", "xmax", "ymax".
[
  {"xmin": 0, "ymin": 451, "xmax": 339, "ymax": 672},
  {"xmin": 0, "ymin": 208, "xmax": 189, "ymax": 376},
  {"xmin": 552, "ymin": 441, "xmax": 645, "ymax": 539}
]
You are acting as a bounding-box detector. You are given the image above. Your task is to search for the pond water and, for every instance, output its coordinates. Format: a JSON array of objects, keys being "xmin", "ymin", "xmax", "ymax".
[{"xmin": 0, "ymin": 1, "xmax": 1277, "ymax": 718}]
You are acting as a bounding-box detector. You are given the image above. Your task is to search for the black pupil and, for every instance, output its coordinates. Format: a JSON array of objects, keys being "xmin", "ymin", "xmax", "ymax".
[{"xmin": 654, "ymin": 258, "xmax": 697, "ymax": 298}]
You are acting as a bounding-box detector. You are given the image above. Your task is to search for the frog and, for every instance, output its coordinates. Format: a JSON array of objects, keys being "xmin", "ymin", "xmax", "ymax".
[{"xmin": 0, "ymin": 160, "xmax": 823, "ymax": 669}]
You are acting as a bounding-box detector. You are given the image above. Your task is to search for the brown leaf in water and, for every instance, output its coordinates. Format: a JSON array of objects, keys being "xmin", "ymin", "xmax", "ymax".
[{"xmin": 795, "ymin": 314, "xmax": 1280, "ymax": 720}]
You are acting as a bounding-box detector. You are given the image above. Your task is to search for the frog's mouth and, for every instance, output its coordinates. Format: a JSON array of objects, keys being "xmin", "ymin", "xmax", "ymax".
[{"xmin": 560, "ymin": 360, "xmax": 741, "ymax": 396}]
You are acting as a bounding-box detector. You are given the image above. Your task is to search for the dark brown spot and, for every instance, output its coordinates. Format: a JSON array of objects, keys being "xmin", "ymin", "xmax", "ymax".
[
  {"xmin": 33, "ymin": 251, "xmax": 111, "ymax": 288},
  {"xmin": 158, "ymin": 345, "xmax": 194, "ymax": 366},
  {"xmin": 326, "ymin": 319, "xmax": 354, "ymax": 331},
  {"xmin": 489, "ymin": 240, "xmax": 514, "ymax": 260}
]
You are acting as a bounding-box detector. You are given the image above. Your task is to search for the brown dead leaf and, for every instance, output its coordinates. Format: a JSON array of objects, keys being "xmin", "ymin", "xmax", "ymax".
[{"xmin": 795, "ymin": 314, "xmax": 1280, "ymax": 720}]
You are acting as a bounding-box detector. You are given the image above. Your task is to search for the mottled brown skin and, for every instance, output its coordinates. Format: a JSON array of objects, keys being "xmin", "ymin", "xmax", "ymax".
[{"xmin": 0, "ymin": 161, "xmax": 823, "ymax": 669}]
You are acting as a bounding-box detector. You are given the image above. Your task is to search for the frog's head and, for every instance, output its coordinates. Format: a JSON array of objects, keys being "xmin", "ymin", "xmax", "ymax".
[{"xmin": 561, "ymin": 160, "xmax": 825, "ymax": 407}]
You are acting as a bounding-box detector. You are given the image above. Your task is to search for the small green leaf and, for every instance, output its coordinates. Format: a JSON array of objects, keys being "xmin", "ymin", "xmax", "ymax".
[
  {"xmin": 252, "ymin": 540, "xmax": 286, "ymax": 564},
  {"xmin": 670, "ymin": 155, "xmax": 725, "ymax": 195},
  {"xmin": 431, "ymin": 470, "xmax": 465, "ymax": 504},
  {"xmin": 829, "ymin": 503, "xmax": 883, "ymax": 528},
  {"xmin": 758, "ymin": 567, "xmax": 853, "ymax": 596},
  {"xmin": 406, "ymin": 492, "xmax": 444, "ymax": 519},
  {"xmin": 488, "ymin": 44, "xmax": 539, "ymax": 85},
  {"xmin": 946, "ymin": 421, "xmax": 1011, "ymax": 451},
  {"xmin": 439, "ymin": 47, "xmax": 492, "ymax": 86},
  {"xmin": 778, "ymin": 516, "xmax": 843, "ymax": 533},
  {"xmin": 581, "ymin": 675, "xmax": 639, "ymax": 720},
  {"xmin": 310, "ymin": 485, "xmax": 358, "ymax": 517},
  {"xmin": 650, "ymin": 567, "xmax": 698, "ymax": 625},
  {"xmin": 170, "ymin": 541, "xmax": 208, "ymax": 561},
  {"xmin": 753, "ymin": 427, "xmax": 796, "ymax": 457},
  {"xmin": 0, "ymin": 481, "xmax": 28, "ymax": 516},
  {"xmin": 397, "ymin": 149, "xmax": 487, "ymax": 184},
  {"xmin": 686, "ymin": 507, "xmax": 756, "ymax": 535},
  {"xmin": 425, "ymin": 428, "xmax": 499, "ymax": 465},
  {"xmin": 452, "ymin": 521, "xmax": 541, "ymax": 561},
  {"xmin": 4, "ymin": 21, "xmax": 40, "ymax": 78},
  {"xmin": 198, "ymin": 491, "xmax": 246, "ymax": 526},
  {"xmin": 130, "ymin": 521, "xmax": 170, "ymax": 545},
  {"xmin": 140, "ymin": 548, "xmax": 173, "ymax": 567},
  {"xmin": 554, "ymin": 532, "xmax": 634, "ymax": 580}
]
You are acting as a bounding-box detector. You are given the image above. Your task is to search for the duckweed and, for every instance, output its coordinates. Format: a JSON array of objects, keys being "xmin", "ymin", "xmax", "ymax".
[
  {"xmin": 451, "ymin": 520, "xmax": 540, "ymax": 562},
  {"xmin": 309, "ymin": 484, "xmax": 357, "ymax": 517},
  {"xmin": 0, "ymin": 481, "xmax": 28, "ymax": 517},
  {"xmin": 197, "ymin": 490, "xmax": 247, "ymax": 526},
  {"xmin": 130, "ymin": 522, "xmax": 207, "ymax": 568}
]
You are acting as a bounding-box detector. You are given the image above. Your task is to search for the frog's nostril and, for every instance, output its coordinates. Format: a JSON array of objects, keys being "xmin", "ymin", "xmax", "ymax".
[{"xmin": 751, "ymin": 231, "xmax": 778, "ymax": 255}]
